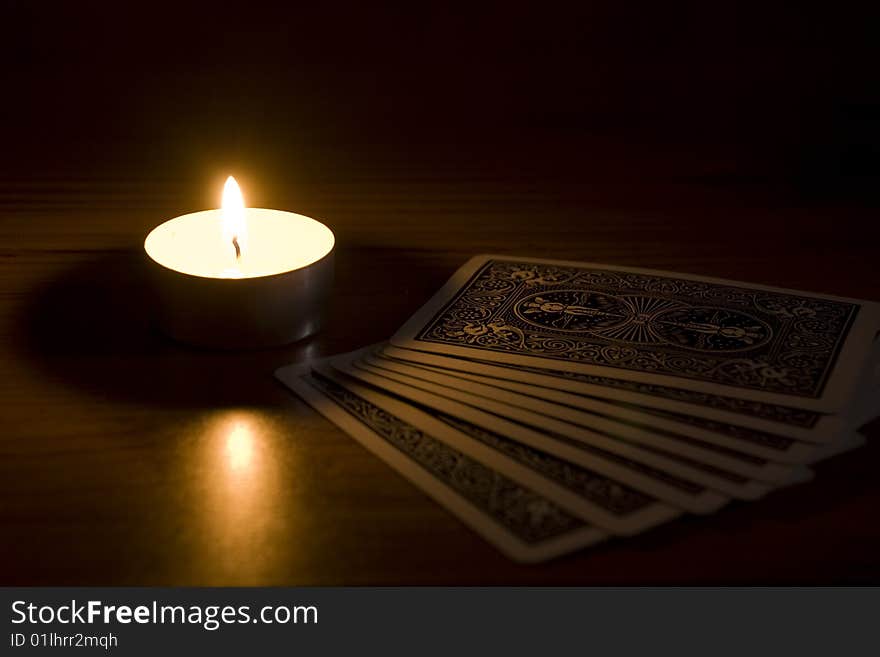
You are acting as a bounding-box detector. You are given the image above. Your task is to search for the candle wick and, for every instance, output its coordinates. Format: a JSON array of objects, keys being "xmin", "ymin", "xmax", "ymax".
[{"xmin": 232, "ymin": 236, "xmax": 241, "ymax": 259}]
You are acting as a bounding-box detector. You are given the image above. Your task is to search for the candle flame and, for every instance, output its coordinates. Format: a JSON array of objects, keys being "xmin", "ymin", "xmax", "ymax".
[{"xmin": 222, "ymin": 176, "xmax": 247, "ymax": 259}]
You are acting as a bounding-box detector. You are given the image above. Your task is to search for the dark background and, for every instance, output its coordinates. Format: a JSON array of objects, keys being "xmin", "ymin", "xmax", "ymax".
[
  {"xmin": 3, "ymin": 1, "xmax": 879, "ymax": 202},
  {"xmin": 2, "ymin": 1, "xmax": 880, "ymax": 585}
]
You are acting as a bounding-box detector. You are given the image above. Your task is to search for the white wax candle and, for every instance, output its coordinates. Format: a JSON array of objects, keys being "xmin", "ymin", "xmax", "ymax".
[
  {"xmin": 144, "ymin": 207, "xmax": 335, "ymax": 279},
  {"xmin": 143, "ymin": 177, "xmax": 335, "ymax": 348}
]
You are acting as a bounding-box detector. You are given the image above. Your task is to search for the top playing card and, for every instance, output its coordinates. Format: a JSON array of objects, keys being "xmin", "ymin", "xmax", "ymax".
[{"xmin": 392, "ymin": 256, "xmax": 880, "ymax": 412}]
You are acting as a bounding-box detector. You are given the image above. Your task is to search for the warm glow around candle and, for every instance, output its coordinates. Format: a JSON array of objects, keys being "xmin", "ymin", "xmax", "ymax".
[{"xmin": 222, "ymin": 176, "xmax": 247, "ymax": 259}]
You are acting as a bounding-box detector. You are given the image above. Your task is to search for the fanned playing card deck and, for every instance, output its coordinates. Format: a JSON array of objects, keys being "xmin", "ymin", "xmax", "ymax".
[{"xmin": 276, "ymin": 255, "xmax": 879, "ymax": 562}]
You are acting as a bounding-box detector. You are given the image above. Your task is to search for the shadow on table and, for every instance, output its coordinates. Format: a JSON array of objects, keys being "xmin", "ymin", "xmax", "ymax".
[{"xmin": 15, "ymin": 244, "xmax": 447, "ymax": 408}]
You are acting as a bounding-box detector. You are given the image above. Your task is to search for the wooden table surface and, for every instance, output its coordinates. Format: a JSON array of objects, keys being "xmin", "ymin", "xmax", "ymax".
[{"xmin": 2, "ymin": 150, "xmax": 879, "ymax": 585}]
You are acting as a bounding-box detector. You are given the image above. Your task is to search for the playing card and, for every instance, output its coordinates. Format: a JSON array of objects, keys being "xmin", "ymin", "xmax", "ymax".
[
  {"xmin": 351, "ymin": 351, "xmax": 811, "ymax": 487},
  {"xmin": 288, "ymin": 363, "xmax": 681, "ymax": 536},
  {"xmin": 373, "ymin": 346, "xmax": 823, "ymax": 463},
  {"xmin": 382, "ymin": 344, "xmax": 856, "ymax": 443},
  {"xmin": 378, "ymin": 345, "xmax": 871, "ymax": 466},
  {"xmin": 328, "ymin": 349, "xmax": 782, "ymax": 506},
  {"xmin": 391, "ymin": 256, "xmax": 880, "ymax": 412},
  {"xmin": 275, "ymin": 364, "xmax": 607, "ymax": 562}
]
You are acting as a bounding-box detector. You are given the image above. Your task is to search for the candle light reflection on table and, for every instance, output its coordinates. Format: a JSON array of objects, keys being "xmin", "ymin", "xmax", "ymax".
[
  {"xmin": 225, "ymin": 420, "xmax": 254, "ymax": 472},
  {"xmin": 180, "ymin": 410, "xmax": 300, "ymax": 583}
]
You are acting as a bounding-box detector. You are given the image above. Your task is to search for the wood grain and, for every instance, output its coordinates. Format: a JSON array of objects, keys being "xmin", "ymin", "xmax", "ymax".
[{"xmin": 1, "ymin": 164, "xmax": 878, "ymax": 585}]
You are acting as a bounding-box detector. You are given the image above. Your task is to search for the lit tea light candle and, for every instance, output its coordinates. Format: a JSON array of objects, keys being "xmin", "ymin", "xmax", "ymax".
[{"xmin": 144, "ymin": 177, "xmax": 335, "ymax": 348}]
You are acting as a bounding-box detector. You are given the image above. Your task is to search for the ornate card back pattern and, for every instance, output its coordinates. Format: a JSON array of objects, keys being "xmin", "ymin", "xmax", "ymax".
[{"xmin": 415, "ymin": 260, "xmax": 861, "ymax": 398}]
